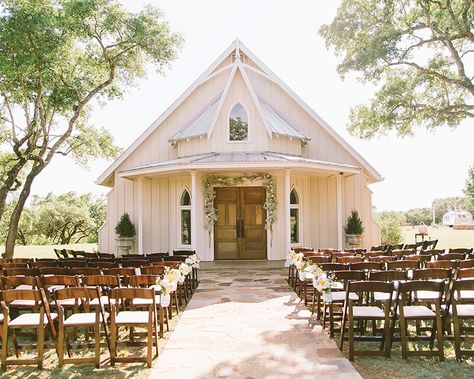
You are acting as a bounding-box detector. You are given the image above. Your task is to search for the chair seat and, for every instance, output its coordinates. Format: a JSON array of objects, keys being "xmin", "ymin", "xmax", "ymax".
[
  {"xmin": 115, "ymin": 311, "xmax": 150, "ymax": 325},
  {"xmin": 402, "ymin": 305, "xmax": 435, "ymax": 318},
  {"xmin": 15, "ymin": 284, "xmax": 34, "ymax": 290},
  {"xmin": 415, "ymin": 290, "xmax": 440, "ymax": 301},
  {"xmin": 352, "ymin": 306, "xmax": 385, "ymax": 318},
  {"xmin": 455, "ymin": 290, "xmax": 474, "ymax": 300},
  {"xmin": 47, "ymin": 285, "xmax": 65, "ymax": 293},
  {"xmin": 452, "ymin": 304, "xmax": 474, "ymax": 318},
  {"xmin": 64, "ymin": 312, "xmax": 109, "ymax": 326},
  {"xmin": 9, "ymin": 312, "xmax": 58, "ymax": 327},
  {"xmin": 11, "ymin": 299, "xmax": 37, "ymax": 307},
  {"xmin": 132, "ymin": 297, "xmax": 161, "ymax": 306},
  {"xmin": 90, "ymin": 296, "xmax": 118, "ymax": 306},
  {"xmin": 51, "ymin": 298, "xmax": 77, "ymax": 307},
  {"xmin": 331, "ymin": 292, "xmax": 358, "ymax": 302},
  {"xmin": 374, "ymin": 292, "xmax": 398, "ymax": 302}
]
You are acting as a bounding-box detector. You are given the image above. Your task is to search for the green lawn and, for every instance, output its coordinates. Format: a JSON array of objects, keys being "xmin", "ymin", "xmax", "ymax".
[
  {"xmin": 402, "ymin": 226, "xmax": 474, "ymax": 249},
  {"xmin": 0, "ymin": 243, "xmax": 98, "ymax": 259}
]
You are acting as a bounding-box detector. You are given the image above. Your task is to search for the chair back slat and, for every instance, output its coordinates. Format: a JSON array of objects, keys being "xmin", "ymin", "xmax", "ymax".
[
  {"xmin": 141, "ymin": 266, "xmax": 166, "ymax": 275},
  {"xmin": 369, "ymin": 270, "xmax": 408, "ymax": 281},
  {"xmin": 348, "ymin": 280, "xmax": 394, "ymax": 293},
  {"xmin": 350, "ymin": 262, "xmax": 383, "ymax": 271},
  {"xmin": 1, "ymin": 288, "xmax": 43, "ymax": 302},
  {"xmin": 412, "ymin": 268, "xmax": 452, "ymax": 280},
  {"xmin": 110, "ymin": 287, "xmax": 155, "ymax": 300}
]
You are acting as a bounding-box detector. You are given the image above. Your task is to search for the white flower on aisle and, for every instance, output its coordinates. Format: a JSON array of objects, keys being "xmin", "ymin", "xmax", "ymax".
[
  {"xmin": 313, "ymin": 273, "xmax": 333, "ymax": 295},
  {"xmin": 155, "ymin": 277, "xmax": 175, "ymax": 295},
  {"xmin": 305, "ymin": 264, "xmax": 323, "ymax": 278},
  {"xmin": 285, "ymin": 250, "xmax": 296, "ymax": 267}
]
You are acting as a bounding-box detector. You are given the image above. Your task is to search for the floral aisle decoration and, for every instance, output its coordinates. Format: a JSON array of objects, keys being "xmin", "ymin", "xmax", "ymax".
[
  {"xmin": 185, "ymin": 253, "xmax": 201, "ymax": 268},
  {"xmin": 201, "ymin": 173, "xmax": 277, "ymax": 245},
  {"xmin": 178, "ymin": 262, "xmax": 190, "ymax": 284},
  {"xmin": 313, "ymin": 273, "xmax": 334, "ymax": 303},
  {"xmin": 154, "ymin": 275, "xmax": 175, "ymax": 307}
]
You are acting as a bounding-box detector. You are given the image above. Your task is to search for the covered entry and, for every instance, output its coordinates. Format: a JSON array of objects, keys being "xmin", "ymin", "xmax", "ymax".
[{"xmin": 214, "ymin": 187, "xmax": 267, "ymax": 260}]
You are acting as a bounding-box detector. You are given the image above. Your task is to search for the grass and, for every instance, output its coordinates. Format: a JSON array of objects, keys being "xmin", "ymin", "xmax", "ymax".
[
  {"xmin": 401, "ymin": 226, "xmax": 474, "ymax": 249},
  {"xmin": 0, "ymin": 243, "xmax": 98, "ymax": 259}
]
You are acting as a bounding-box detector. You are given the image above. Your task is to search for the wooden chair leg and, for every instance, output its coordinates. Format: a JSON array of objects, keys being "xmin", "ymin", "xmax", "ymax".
[
  {"xmin": 384, "ymin": 314, "xmax": 392, "ymax": 358},
  {"xmin": 147, "ymin": 316, "xmax": 152, "ymax": 368},
  {"xmin": 58, "ymin": 322, "xmax": 64, "ymax": 366},
  {"xmin": 159, "ymin": 306, "xmax": 164, "ymax": 338},
  {"xmin": 399, "ymin": 316, "xmax": 408, "ymax": 359},
  {"xmin": 37, "ymin": 325, "xmax": 45, "ymax": 369},
  {"xmin": 436, "ymin": 312, "xmax": 445, "ymax": 362},
  {"xmin": 94, "ymin": 323, "xmax": 100, "ymax": 368},
  {"xmin": 1, "ymin": 326, "xmax": 8, "ymax": 372},
  {"xmin": 348, "ymin": 306, "xmax": 354, "ymax": 361},
  {"xmin": 453, "ymin": 314, "xmax": 461, "ymax": 360},
  {"xmin": 110, "ymin": 314, "xmax": 116, "ymax": 366},
  {"xmin": 174, "ymin": 291, "xmax": 180, "ymax": 314}
]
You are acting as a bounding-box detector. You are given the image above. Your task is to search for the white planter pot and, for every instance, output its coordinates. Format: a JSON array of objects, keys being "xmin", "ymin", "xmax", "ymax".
[
  {"xmin": 323, "ymin": 292, "xmax": 333, "ymax": 303},
  {"xmin": 115, "ymin": 237, "xmax": 135, "ymax": 257},
  {"xmin": 161, "ymin": 294, "xmax": 171, "ymax": 307}
]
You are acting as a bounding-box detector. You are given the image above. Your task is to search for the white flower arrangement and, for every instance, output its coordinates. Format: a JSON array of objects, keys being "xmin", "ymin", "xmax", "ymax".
[
  {"xmin": 294, "ymin": 258, "xmax": 308, "ymax": 271},
  {"xmin": 185, "ymin": 253, "xmax": 201, "ymax": 268},
  {"xmin": 305, "ymin": 264, "xmax": 323, "ymax": 278},
  {"xmin": 155, "ymin": 277, "xmax": 175, "ymax": 295},
  {"xmin": 292, "ymin": 252, "xmax": 304, "ymax": 266},
  {"xmin": 312, "ymin": 273, "xmax": 333, "ymax": 294}
]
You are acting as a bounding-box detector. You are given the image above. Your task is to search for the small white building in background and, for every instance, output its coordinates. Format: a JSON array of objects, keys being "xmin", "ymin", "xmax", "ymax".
[
  {"xmin": 96, "ymin": 40, "xmax": 383, "ymax": 261},
  {"xmin": 443, "ymin": 210, "xmax": 474, "ymax": 228}
]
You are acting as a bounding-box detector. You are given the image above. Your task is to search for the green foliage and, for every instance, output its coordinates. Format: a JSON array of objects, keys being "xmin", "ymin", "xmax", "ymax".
[
  {"xmin": 229, "ymin": 118, "xmax": 248, "ymax": 141},
  {"xmin": 344, "ymin": 210, "xmax": 364, "ymax": 235},
  {"xmin": 375, "ymin": 212, "xmax": 403, "ymax": 245},
  {"xmin": 114, "ymin": 213, "xmax": 136, "ymax": 238},
  {"xmin": 405, "ymin": 207, "xmax": 432, "ymax": 226},
  {"xmin": 465, "ymin": 164, "xmax": 474, "ymax": 209},
  {"xmin": 0, "ymin": 192, "xmax": 105, "ymax": 245},
  {"xmin": 320, "ymin": 0, "xmax": 474, "ymax": 138}
]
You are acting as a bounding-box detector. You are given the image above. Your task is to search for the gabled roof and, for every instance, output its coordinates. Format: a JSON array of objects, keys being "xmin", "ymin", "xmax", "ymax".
[
  {"xmin": 97, "ymin": 39, "xmax": 382, "ymax": 186},
  {"xmin": 258, "ymin": 97, "xmax": 309, "ymax": 141},
  {"xmin": 169, "ymin": 95, "xmax": 221, "ymax": 142}
]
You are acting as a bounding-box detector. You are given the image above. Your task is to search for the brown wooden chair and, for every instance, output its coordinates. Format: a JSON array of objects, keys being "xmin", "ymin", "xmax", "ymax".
[
  {"xmin": 68, "ymin": 267, "xmax": 101, "ymax": 276},
  {"xmin": 91, "ymin": 261, "xmax": 119, "ymax": 269},
  {"xmin": 368, "ymin": 255, "xmax": 393, "ymax": 264},
  {"xmin": 322, "ymin": 270, "xmax": 366, "ymax": 337},
  {"xmin": 336, "ymin": 256, "xmax": 364, "ymax": 264},
  {"xmin": 458, "ymin": 259, "xmax": 474, "ymax": 268},
  {"xmin": 55, "ymin": 287, "xmax": 109, "ymax": 368},
  {"xmin": 393, "ymin": 280, "xmax": 445, "ymax": 361},
  {"xmin": 449, "ymin": 279, "xmax": 474, "ymax": 360},
  {"xmin": 0, "ymin": 276, "xmax": 39, "ymax": 311},
  {"xmin": 126, "ymin": 275, "xmax": 169, "ymax": 337},
  {"xmin": 422, "ymin": 239, "xmax": 438, "ymax": 251},
  {"xmin": 0, "ymin": 288, "xmax": 57, "ymax": 371},
  {"xmin": 389, "ymin": 249, "xmax": 416, "ymax": 259},
  {"xmin": 10, "ymin": 258, "xmax": 32, "ymax": 264},
  {"xmin": 350, "ymin": 262, "xmax": 383, "ymax": 271},
  {"xmin": 2, "ymin": 268, "xmax": 35, "ymax": 277},
  {"xmin": 387, "ymin": 260, "xmax": 418, "ymax": 271},
  {"xmin": 102, "ymin": 267, "xmax": 135, "ymax": 276},
  {"xmin": 402, "ymin": 243, "xmax": 418, "ymax": 251},
  {"xmin": 2, "ymin": 263, "xmax": 28, "ymax": 269},
  {"xmin": 81, "ymin": 275, "xmax": 121, "ymax": 315},
  {"xmin": 38, "ymin": 267, "xmax": 68, "ymax": 276},
  {"xmin": 344, "ymin": 248, "xmax": 367, "ymax": 255},
  {"xmin": 30, "ymin": 261, "xmax": 58, "ymax": 269},
  {"xmin": 448, "ymin": 248, "xmax": 473, "ymax": 257},
  {"xmin": 318, "ymin": 248, "xmax": 341, "ymax": 254},
  {"xmin": 339, "ymin": 281, "xmax": 394, "ymax": 361},
  {"xmin": 370, "ymin": 245, "xmax": 387, "ymax": 252},
  {"xmin": 364, "ymin": 251, "xmax": 386, "ymax": 258},
  {"xmin": 120, "ymin": 259, "xmax": 148, "ymax": 268},
  {"xmin": 386, "ymin": 244, "xmax": 404, "ymax": 252},
  {"xmin": 39, "ymin": 275, "xmax": 80, "ymax": 312},
  {"xmin": 438, "ymin": 253, "xmax": 466, "ymax": 261},
  {"xmin": 421, "ymin": 249, "xmax": 444, "ymax": 258},
  {"xmin": 457, "ymin": 268, "xmax": 474, "ymax": 279},
  {"xmin": 109, "ymin": 287, "xmax": 159, "ymax": 367},
  {"xmin": 98, "ymin": 252, "xmax": 116, "ymax": 258},
  {"xmin": 403, "ymin": 254, "xmax": 431, "ymax": 268},
  {"xmin": 153, "ymin": 261, "xmax": 181, "ymax": 269},
  {"xmin": 172, "ymin": 250, "xmax": 196, "ymax": 256},
  {"xmin": 163, "ymin": 255, "xmax": 187, "ymax": 262},
  {"xmin": 426, "ymin": 260, "xmax": 457, "ymax": 269},
  {"xmin": 311, "ymin": 263, "xmax": 347, "ymax": 318},
  {"xmin": 318, "ymin": 263, "xmax": 348, "ymax": 272},
  {"xmin": 58, "ymin": 259, "xmax": 87, "ymax": 268},
  {"xmin": 307, "ymin": 255, "xmax": 332, "ymax": 264}
]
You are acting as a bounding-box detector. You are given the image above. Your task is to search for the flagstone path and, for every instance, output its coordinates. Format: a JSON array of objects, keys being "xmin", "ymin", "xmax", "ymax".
[{"xmin": 151, "ymin": 261, "xmax": 361, "ymax": 379}]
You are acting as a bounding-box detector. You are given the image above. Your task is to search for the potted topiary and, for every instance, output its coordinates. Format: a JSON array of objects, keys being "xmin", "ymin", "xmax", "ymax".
[
  {"xmin": 344, "ymin": 210, "xmax": 364, "ymax": 248},
  {"xmin": 115, "ymin": 213, "xmax": 136, "ymax": 257}
]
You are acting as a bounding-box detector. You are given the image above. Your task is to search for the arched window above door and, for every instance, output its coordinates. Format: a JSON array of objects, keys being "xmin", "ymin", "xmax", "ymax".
[
  {"xmin": 179, "ymin": 188, "xmax": 191, "ymax": 246},
  {"xmin": 290, "ymin": 188, "xmax": 300, "ymax": 245},
  {"xmin": 229, "ymin": 103, "xmax": 249, "ymax": 141}
]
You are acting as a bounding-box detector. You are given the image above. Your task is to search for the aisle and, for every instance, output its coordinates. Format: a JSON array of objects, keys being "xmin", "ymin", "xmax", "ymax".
[{"xmin": 150, "ymin": 262, "xmax": 361, "ymax": 379}]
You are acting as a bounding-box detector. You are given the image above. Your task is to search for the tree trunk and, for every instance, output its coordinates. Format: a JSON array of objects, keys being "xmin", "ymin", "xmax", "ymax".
[
  {"xmin": 0, "ymin": 158, "xmax": 27, "ymax": 222},
  {"xmin": 3, "ymin": 163, "xmax": 45, "ymax": 258}
]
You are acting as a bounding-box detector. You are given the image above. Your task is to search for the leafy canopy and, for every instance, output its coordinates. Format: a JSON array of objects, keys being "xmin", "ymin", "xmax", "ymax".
[
  {"xmin": 465, "ymin": 163, "xmax": 474, "ymax": 208},
  {"xmin": 320, "ymin": 0, "xmax": 474, "ymax": 138}
]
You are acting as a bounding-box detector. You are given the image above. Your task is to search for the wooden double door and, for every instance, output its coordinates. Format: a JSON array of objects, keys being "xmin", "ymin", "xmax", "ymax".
[{"xmin": 214, "ymin": 187, "xmax": 267, "ymax": 260}]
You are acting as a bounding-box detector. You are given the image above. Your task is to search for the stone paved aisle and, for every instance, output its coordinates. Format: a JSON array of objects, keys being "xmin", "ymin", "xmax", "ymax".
[{"xmin": 150, "ymin": 261, "xmax": 361, "ymax": 379}]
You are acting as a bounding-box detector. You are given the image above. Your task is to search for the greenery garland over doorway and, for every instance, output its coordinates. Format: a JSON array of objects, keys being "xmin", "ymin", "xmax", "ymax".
[{"xmin": 201, "ymin": 173, "xmax": 277, "ymax": 244}]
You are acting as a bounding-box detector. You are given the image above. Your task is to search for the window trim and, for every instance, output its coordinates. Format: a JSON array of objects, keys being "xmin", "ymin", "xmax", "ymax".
[
  {"xmin": 227, "ymin": 100, "xmax": 251, "ymax": 144},
  {"xmin": 178, "ymin": 186, "xmax": 192, "ymax": 247},
  {"xmin": 289, "ymin": 186, "xmax": 301, "ymax": 247}
]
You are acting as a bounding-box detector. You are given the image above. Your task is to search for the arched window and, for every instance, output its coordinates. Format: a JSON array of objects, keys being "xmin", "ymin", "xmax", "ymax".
[
  {"xmin": 290, "ymin": 188, "xmax": 300, "ymax": 245},
  {"xmin": 179, "ymin": 188, "xmax": 191, "ymax": 246},
  {"xmin": 229, "ymin": 103, "xmax": 248, "ymax": 141}
]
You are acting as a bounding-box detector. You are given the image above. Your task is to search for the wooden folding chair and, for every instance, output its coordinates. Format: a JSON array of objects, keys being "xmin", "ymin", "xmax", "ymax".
[
  {"xmin": 102, "ymin": 267, "xmax": 135, "ymax": 286},
  {"xmin": 2, "ymin": 268, "xmax": 34, "ymax": 277},
  {"xmin": 109, "ymin": 288, "xmax": 159, "ymax": 367},
  {"xmin": 426, "ymin": 260, "xmax": 457, "ymax": 269},
  {"xmin": 350, "ymin": 262, "xmax": 383, "ymax": 272},
  {"xmin": 421, "ymin": 239, "xmax": 438, "ymax": 251},
  {"xmin": 458, "ymin": 259, "xmax": 474, "ymax": 269},
  {"xmin": 120, "ymin": 259, "xmax": 148, "ymax": 268},
  {"xmin": 393, "ymin": 280, "xmax": 445, "ymax": 361},
  {"xmin": 339, "ymin": 281, "xmax": 394, "ymax": 361},
  {"xmin": 421, "ymin": 249, "xmax": 444, "ymax": 259},
  {"xmin": 370, "ymin": 245, "xmax": 387, "ymax": 252},
  {"xmin": 449, "ymin": 279, "xmax": 474, "ymax": 360},
  {"xmin": 390, "ymin": 249, "xmax": 416, "ymax": 259},
  {"xmin": 59, "ymin": 259, "xmax": 87, "ymax": 268},
  {"xmin": 336, "ymin": 256, "xmax": 364, "ymax": 264},
  {"xmin": 386, "ymin": 244, "xmax": 404, "ymax": 252},
  {"xmin": 38, "ymin": 267, "xmax": 68, "ymax": 276},
  {"xmin": 126, "ymin": 275, "xmax": 169, "ymax": 337},
  {"xmin": 448, "ymin": 248, "xmax": 473, "ymax": 257},
  {"xmin": 91, "ymin": 261, "xmax": 119, "ymax": 269},
  {"xmin": 438, "ymin": 253, "xmax": 466, "ymax": 261},
  {"xmin": 387, "ymin": 260, "xmax": 418, "ymax": 271},
  {"xmin": 0, "ymin": 276, "xmax": 39, "ymax": 312},
  {"xmin": 68, "ymin": 267, "xmax": 101, "ymax": 276},
  {"xmin": 322, "ymin": 270, "xmax": 366, "ymax": 337},
  {"xmin": 81, "ymin": 274, "xmax": 121, "ymax": 315},
  {"xmin": 0, "ymin": 289, "xmax": 57, "ymax": 371},
  {"xmin": 98, "ymin": 252, "xmax": 116, "ymax": 258},
  {"xmin": 172, "ymin": 249, "xmax": 196, "ymax": 256},
  {"xmin": 55, "ymin": 286, "xmax": 109, "ymax": 367}
]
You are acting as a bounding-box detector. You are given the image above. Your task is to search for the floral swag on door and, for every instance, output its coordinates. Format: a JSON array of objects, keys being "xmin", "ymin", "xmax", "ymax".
[{"xmin": 201, "ymin": 173, "xmax": 277, "ymax": 245}]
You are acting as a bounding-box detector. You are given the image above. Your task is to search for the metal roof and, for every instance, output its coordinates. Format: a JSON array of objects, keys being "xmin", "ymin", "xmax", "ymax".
[
  {"xmin": 169, "ymin": 95, "xmax": 221, "ymax": 142},
  {"xmin": 258, "ymin": 97, "xmax": 309, "ymax": 141},
  {"xmin": 120, "ymin": 152, "xmax": 359, "ymax": 174}
]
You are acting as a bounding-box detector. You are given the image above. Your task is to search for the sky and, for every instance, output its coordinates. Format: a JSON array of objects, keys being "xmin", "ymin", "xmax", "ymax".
[{"xmin": 30, "ymin": 0, "xmax": 474, "ymax": 212}]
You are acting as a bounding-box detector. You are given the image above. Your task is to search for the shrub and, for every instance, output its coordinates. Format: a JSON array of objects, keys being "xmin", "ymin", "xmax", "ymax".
[
  {"xmin": 344, "ymin": 210, "xmax": 364, "ymax": 235},
  {"xmin": 380, "ymin": 218, "xmax": 403, "ymax": 245},
  {"xmin": 115, "ymin": 213, "xmax": 136, "ymax": 238}
]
